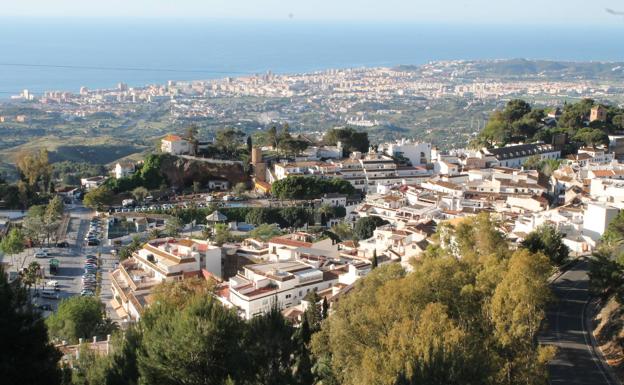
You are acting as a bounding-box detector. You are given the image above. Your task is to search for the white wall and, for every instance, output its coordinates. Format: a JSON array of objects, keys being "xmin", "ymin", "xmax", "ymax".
[{"xmin": 583, "ymin": 203, "xmax": 619, "ymax": 241}]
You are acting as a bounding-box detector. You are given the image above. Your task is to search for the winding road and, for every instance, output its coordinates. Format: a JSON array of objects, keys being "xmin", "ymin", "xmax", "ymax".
[{"xmin": 539, "ymin": 259, "xmax": 620, "ymax": 385}]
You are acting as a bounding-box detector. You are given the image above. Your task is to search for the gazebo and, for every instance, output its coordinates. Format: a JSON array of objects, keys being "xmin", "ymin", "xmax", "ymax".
[{"xmin": 205, "ymin": 210, "xmax": 228, "ymax": 223}]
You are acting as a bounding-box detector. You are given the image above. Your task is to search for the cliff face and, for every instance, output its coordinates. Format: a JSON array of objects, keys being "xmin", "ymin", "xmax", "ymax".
[{"xmin": 160, "ymin": 155, "xmax": 249, "ymax": 188}]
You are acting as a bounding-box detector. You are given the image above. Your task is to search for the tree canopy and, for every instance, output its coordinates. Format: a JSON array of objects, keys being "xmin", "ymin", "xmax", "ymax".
[
  {"xmin": 16, "ymin": 148, "xmax": 53, "ymax": 193},
  {"xmin": 0, "ymin": 266, "xmax": 62, "ymax": 385},
  {"xmin": 353, "ymin": 216, "xmax": 389, "ymax": 240},
  {"xmin": 215, "ymin": 127, "xmax": 246, "ymax": 156},
  {"xmin": 311, "ymin": 213, "xmax": 554, "ymax": 385},
  {"xmin": 323, "ymin": 127, "xmax": 370, "ymax": 155},
  {"xmin": 589, "ymin": 211, "xmax": 624, "ymax": 300},
  {"xmin": 46, "ymin": 296, "xmax": 116, "ymax": 344},
  {"xmin": 83, "ymin": 186, "xmax": 114, "ymax": 210},
  {"xmin": 521, "ymin": 224, "xmax": 570, "ymax": 266},
  {"xmin": 473, "ymin": 98, "xmax": 624, "ymax": 150},
  {"xmin": 138, "ymin": 295, "xmax": 248, "ymax": 385},
  {"xmin": 271, "ymin": 176, "xmax": 355, "ymax": 200}
]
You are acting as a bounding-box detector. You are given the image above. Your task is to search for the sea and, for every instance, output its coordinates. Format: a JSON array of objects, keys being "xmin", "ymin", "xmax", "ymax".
[{"xmin": 1, "ymin": 18, "xmax": 624, "ymax": 96}]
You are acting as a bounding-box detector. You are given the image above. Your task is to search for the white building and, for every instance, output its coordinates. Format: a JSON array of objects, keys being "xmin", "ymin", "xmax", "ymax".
[
  {"xmin": 480, "ymin": 143, "xmax": 560, "ymax": 168},
  {"xmin": 590, "ymin": 179, "xmax": 624, "ymax": 206},
  {"xmin": 161, "ymin": 134, "xmax": 191, "ymax": 155},
  {"xmin": 114, "ymin": 161, "xmax": 135, "ymax": 180},
  {"xmin": 434, "ymin": 161, "xmax": 460, "ymax": 176},
  {"xmin": 226, "ymin": 261, "xmax": 339, "ymax": 319},
  {"xmin": 80, "ymin": 176, "xmax": 107, "ymax": 191},
  {"xmin": 583, "ymin": 203, "xmax": 619, "ymax": 242},
  {"xmin": 381, "ymin": 139, "xmax": 431, "ymax": 166},
  {"xmin": 110, "ymin": 238, "xmax": 222, "ymax": 321}
]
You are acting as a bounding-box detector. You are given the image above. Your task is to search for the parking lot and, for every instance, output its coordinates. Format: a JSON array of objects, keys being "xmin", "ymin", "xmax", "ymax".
[{"xmin": 1, "ymin": 206, "xmax": 119, "ymax": 319}]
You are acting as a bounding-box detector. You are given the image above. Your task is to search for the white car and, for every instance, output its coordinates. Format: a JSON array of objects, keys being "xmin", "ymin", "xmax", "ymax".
[{"xmin": 34, "ymin": 250, "xmax": 48, "ymax": 258}]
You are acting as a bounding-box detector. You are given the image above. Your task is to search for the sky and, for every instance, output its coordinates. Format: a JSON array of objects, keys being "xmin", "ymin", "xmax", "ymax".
[{"xmin": 1, "ymin": 0, "xmax": 623, "ymax": 25}]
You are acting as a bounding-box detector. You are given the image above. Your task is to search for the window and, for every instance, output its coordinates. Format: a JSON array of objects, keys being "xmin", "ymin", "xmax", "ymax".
[{"xmin": 285, "ymin": 294, "xmax": 292, "ymax": 299}]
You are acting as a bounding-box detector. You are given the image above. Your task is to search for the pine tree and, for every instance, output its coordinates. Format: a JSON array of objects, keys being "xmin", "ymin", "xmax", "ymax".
[
  {"xmin": 371, "ymin": 249, "xmax": 378, "ymax": 269},
  {"xmin": 246, "ymin": 136, "xmax": 253, "ymax": 153},
  {"xmin": 293, "ymin": 317, "xmax": 315, "ymax": 385},
  {"xmin": 321, "ymin": 297, "xmax": 329, "ymax": 319},
  {"xmin": 0, "ymin": 266, "xmax": 62, "ymax": 385}
]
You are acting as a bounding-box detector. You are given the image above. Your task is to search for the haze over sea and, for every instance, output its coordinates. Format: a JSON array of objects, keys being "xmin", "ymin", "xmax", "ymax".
[{"xmin": 1, "ymin": 18, "xmax": 624, "ymax": 95}]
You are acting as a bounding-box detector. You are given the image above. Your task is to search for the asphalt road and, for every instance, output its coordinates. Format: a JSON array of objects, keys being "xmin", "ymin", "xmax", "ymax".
[{"xmin": 540, "ymin": 260, "xmax": 619, "ymax": 385}]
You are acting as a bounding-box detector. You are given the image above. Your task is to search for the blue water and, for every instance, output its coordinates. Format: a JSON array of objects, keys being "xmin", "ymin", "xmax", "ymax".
[{"xmin": 1, "ymin": 19, "xmax": 623, "ymax": 95}]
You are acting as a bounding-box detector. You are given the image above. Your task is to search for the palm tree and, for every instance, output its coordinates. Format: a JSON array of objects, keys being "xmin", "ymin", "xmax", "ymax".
[
  {"xmin": 186, "ymin": 125, "xmax": 199, "ymax": 156},
  {"xmin": 318, "ymin": 204, "xmax": 334, "ymax": 227}
]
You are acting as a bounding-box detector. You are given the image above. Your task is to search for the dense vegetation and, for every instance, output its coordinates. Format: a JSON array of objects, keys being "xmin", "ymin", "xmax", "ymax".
[
  {"xmin": 521, "ymin": 224, "xmax": 570, "ymax": 266},
  {"xmin": 171, "ymin": 204, "xmax": 346, "ymax": 230},
  {"xmin": 590, "ymin": 211, "xmax": 624, "ymax": 300},
  {"xmin": 65, "ymin": 278, "xmax": 326, "ymax": 385},
  {"xmin": 353, "ymin": 216, "xmax": 389, "ymax": 240},
  {"xmin": 253, "ymin": 123, "xmax": 310, "ymax": 157},
  {"xmin": 271, "ymin": 176, "xmax": 356, "ymax": 200},
  {"xmin": 0, "ymin": 266, "xmax": 62, "ymax": 385},
  {"xmin": 312, "ymin": 214, "xmax": 555, "ymax": 385},
  {"xmin": 105, "ymin": 153, "xmax": 168, "ymax": 193},
  {"xmin": 46, "ymin": 296, "xmax": 117, "ymax": 344},
  {"xmin": 52, "ymin": 161, "xmax": 107, "ymax": 187},
  {"xmin": 473, "ymin": 98, "xmax": 624, "ymax": 151},
  {"xmin": 0, "ymin": 149, "xmax": 72, "ymax": 209},
  {"xmin": 322, "ymin": 127, "xmax": 370, "ymax": 155}
]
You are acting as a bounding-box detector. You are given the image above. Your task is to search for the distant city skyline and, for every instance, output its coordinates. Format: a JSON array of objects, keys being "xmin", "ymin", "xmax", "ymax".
[{"xmin": 1, "ymin": 0, "xmax": 622, "ymax": 25}]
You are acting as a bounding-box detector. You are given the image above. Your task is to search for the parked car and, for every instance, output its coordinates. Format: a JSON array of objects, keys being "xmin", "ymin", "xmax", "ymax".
[
  {"xmin": 56, "ymin": 241, "xmax": 70, "ymax": 248},
  {"xmin": 87, "ymin": 240, "xmax": 100, "ymax": 246},
  {"xmin": 34, "ymin": 250, "xmax": 49, "ymax": 258},
  {"xmin": 41, "ymin": 290, "xmax": 59, "ymax": 299}
]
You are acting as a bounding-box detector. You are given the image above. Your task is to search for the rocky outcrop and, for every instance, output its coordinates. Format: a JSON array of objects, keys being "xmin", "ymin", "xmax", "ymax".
[{"xmin": 160, "ymin": 155, "xmax": 249, "ymax": 188}]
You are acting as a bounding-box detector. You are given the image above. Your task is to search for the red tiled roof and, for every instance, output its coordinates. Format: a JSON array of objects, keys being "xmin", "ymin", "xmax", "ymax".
[
  {"xmin": 268, "ymin": 237, "xmax": 312, "ymax": 248},
  {"xmin": 163, "ymin": 134, "xmax": 183, "ymax": 142}
]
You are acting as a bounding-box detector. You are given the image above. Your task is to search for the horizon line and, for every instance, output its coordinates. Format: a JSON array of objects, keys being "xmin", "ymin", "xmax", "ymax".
[{"xmin": 0, "ymin": 16, "xmax": 621, "ymax": 28}]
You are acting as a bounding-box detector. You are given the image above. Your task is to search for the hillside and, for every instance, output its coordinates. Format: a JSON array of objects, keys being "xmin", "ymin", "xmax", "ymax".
[
  {"xmin": 397, "ymin": 59, "xmax": 624, "ymax": 81},
  {"xmin": 594, "ymin": 296, "xmax": 624, "ymax": 380},
  {"xmin": 0, "ymin": 135, "xmax": 146, "ymax": 165}
]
